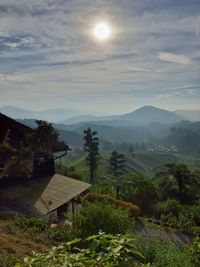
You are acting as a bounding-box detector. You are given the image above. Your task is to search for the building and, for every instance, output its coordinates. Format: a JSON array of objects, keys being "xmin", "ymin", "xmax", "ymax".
[
  {"xmin": 0, "ymin": 173, "xmax": 91, "ymax": 218},
  {"xmin": 0, "ymin": 113, "xmax": 91, "ymax": 218}
]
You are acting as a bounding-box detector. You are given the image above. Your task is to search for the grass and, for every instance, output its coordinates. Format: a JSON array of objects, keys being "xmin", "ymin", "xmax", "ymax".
[{"xmin": 0, "ymin": 216, "xmax": 48, "ymax": 259}]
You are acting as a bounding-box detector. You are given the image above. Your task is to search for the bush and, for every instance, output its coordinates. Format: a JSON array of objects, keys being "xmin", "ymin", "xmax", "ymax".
[
  {"xmin": 135, "ymin": 234, "xmax": 193, "ymax": 267},
  {"xmin": 82, "ymin": 192, "xmax": 140, "ymax": 217},
  {"xmin": 72, "ymin": 201, "xmax": 134, "ymax": 237},
  {"xmin": 12, "ymin": 215, "xmax": 73, "ymax": 243},
  {"xmin": 156, "ymin": 199, "xmax": 182, "ymax": 217},
  {"xmin": 155, "ymin": 200, "xmax": 200, "ymax": 234},
  {"xmin": 0, "ymin": 252, "xmax": 19, "ymax": 267},
  {"xmin": 187, "ymin": 237, "xmax": 200, "ymax": 267}
]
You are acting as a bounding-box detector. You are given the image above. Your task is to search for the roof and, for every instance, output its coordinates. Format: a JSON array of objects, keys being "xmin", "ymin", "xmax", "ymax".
[
  {"xmin": 0, "ymin": 113, "xmax": 33, "ymax": 146},
  {"xmin": 0, "ymin": 113, "xmax": 33, "ymax": 134},
  {"xmin": 0, "ymin": 174, "xmax": 91, "ymax": 216}
]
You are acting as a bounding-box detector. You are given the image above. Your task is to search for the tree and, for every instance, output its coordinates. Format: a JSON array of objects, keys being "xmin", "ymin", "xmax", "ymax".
[
  {"xmin": 101, "ymin": 151, "xmax": 127, "ymax": 199},
  {"xmin": 28, "ymin": 120, "xmax": 59, "ymax": 156},
  {"xmin": 110, "ymin": 151, "xmax": 125, "ymax": 177},
  {"xmin": 83, "ymin": 128, "xmax": 100, "ymax": 184},
  {"xmin": 156, "ymin": 163, "xmax": 191, "ymax": 203}
]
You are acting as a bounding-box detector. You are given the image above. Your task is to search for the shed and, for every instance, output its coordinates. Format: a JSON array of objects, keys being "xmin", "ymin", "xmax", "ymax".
[{"xmin": 0, "ymin": 174, "xmax": 91, "ymax": 217}]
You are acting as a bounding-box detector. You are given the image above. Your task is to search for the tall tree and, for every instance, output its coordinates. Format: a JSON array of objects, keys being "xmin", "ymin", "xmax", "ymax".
[
  {"xmin": 83, "ymin": 127, "xmax": 100, "ymax": 184},
  {"xmin": 109, "ymin": 151, "xmax": 125, "ymax": 198},
  {"xmin": 110, "ymin": 151, "xmax": 125, "ymax": 177}
]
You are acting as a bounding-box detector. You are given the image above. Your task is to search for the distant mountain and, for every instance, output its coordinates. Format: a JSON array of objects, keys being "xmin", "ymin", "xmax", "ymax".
[
  {"xmin": 58, "ymin": 114, "xmax": 118, "ymax": 124},
  {"xmin": 175, "ymin": 110, "xmax": 200, "ymax": 121},
  {"xmin": 119, "ymin": 106, "xmax": 183, "ymax": 125},
  {"xmin": 60, "ymin": 106, "xmax": 184, "ymax": 126},
  {"xmin": 0, "ymin": 106, "xmax": 81, "ymax": 122}
]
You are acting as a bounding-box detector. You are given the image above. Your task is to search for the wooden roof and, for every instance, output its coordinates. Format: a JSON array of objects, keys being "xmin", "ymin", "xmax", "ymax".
[{"xmin": 0, "ymin": 174, "xmax": 91, "ymax": 216}]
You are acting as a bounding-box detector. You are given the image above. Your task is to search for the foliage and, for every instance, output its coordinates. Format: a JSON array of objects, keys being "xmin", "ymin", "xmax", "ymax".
[
  {"xmin": 155, "ymin": 200, "xmax": 200, "ymax": 234},
  {"xmin": 83, "ymin": 127, "xmax": 100, "ymax": 184},
  {"xmin": 28, "ymin": 120, "xmax": 59, "ymax": 154},
  {"xmin": 156, "ymin": 163, "xmax": 192, "ymax": 203},
  {"xmin": 156, "ymin": 199, "xmax": 182, "ymax": 217},
  {"xmin": 2, "ymin": 146, "xmax": 33, "ymax": 179},
  {"xmin": 12, "ymin": 216, "xmax": 73, "ymax": 244},
  {"xmin": 0, "ymin": 252, "xmax": 20, "ymax": 267},
  {"xmin": 82, "ymin": 192, "xmax": 140, "ymax": 217},
  {"xmin": 16, "ymin": 233, "xmax": 146, "ymax": 267},
  {"xmin": 105, "ymin": 150, "xmax": 126, "ymax": 198},
  {"xmin": 72, "ymin": 202, "xmax": 134, "ymax": 237},
  {"xmin": 110, "ymin": 151, "xmax": 125, "ymax": 177},
  {"xmin": 187, "ymin": 237, "xmax": 200, "ymax": 267},
  {"xmin": 135, "ymin": 234, "xmax": 193, "ymax": 267},
  {"xmin": 121, "ymin": 173, "xmax": 158, "ymax": 215}
]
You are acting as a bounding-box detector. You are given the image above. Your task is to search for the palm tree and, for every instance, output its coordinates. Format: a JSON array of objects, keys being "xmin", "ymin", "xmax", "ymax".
[
  {"xmin": 156, "ymin": 163, "xmax": 191, "ymax": 203},
  {"xmin": 83, "ymin": 128, "xmax": 100, "ymax": 184}
]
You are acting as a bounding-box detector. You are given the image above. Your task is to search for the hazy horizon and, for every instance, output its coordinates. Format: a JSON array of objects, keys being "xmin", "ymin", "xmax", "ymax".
[
  {"xmin": 0, "ymin": 104, "xmax": 200, "ymax": 118},
  {"xmin": 0, "ymin": 0, "xmax": 199, "ymax": 113}
]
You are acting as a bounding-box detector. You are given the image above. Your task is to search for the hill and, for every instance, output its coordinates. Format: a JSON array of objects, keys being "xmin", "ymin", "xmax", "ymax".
[
  {"xmin": 120, "ymin": 106, "xmax": 183, "ymax": 125},
  {"xmin": 0, "ymin": 106, "xmax": 81, "ymax": 122},
  {"xmin": 59, "ymin": 106, "xmax": 184, "ymax": 127},
  {"xmin": 58, "ymin": 114, "xmax": 118, "ymax": 124}
]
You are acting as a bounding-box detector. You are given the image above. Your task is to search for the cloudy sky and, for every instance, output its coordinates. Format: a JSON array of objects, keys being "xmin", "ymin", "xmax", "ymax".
[{"xmin": 0, "ymin": 0, "xmax": 199, "ymax": 114}]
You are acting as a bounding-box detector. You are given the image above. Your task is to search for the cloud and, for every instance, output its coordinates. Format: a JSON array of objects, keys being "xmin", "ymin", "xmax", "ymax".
[
  {"xmin": 159, "ymin": 52, "xmax": 192, "ymax": 65},
  {"xmin": 124, "ymin": 67, "xmax": 164, "ymax": 73},
  {"xmin": 0, "ymin": 73, "xmax": 30, "ymax": 82},
  {"xmin": 0, "ymin": 0, "xmax": 199, "ymax": 112}
]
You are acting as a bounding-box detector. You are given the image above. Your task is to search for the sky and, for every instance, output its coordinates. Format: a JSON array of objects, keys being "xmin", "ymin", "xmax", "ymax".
[{"xmin": 0, "ymin": 0, "xmax": 199, "ymax": 114}]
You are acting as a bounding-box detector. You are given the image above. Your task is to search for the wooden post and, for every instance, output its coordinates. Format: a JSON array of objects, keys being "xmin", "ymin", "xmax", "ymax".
[{"xmin": 72, "ymin": 199, "xmax": 75, "ymax": 215}]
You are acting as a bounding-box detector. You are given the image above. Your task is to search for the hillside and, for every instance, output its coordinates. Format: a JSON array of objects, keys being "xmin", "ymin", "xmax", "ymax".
[{"xmin": 62, "ymin": 151, "xmax": 200, "ymax": 181}]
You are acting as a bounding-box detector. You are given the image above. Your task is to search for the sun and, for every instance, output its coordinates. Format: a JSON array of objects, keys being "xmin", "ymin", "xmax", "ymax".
[{"xmin": 94, "ymin": 22, "xmax": 110, "ymax": 40}]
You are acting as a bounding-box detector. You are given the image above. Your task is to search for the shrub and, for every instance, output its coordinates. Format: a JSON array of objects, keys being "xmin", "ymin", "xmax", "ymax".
[
  {"xmin": 82, "ymin": 192, "xmax": 140, "ymax": 217},
  {"xmin": 12, "ymin": 215, "xmax": 73, "ymax": 243},
  {"xmin": 187, "ymin": 237, "xmax": 200, "ymax": 267},
  {"xmin": 72, "ymin": 201, "xmax": 134, "ymax": 237},
  {"xmin": 155, "ymin": 200, "xmax": 200, "ymax": 234},
  {"xmin": 0, "ymin": 252, "xmax": 19, "ymax": 267},
  {"xmin": 156, "ymin": 199, "xmax": 182, "ymax": 217},
  {"xmin": 135, "ymin": 234, "xmax": 193, "ymax": 267}
]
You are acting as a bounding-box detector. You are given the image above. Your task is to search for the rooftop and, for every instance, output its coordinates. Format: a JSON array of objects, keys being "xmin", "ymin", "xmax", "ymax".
[{"xmin": 0, "ymin": 174, "xmax": 91, "ymax": 216}]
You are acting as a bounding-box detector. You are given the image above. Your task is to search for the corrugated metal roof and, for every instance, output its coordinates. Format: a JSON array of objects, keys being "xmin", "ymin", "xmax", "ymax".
[{"xmin": 0, "ymin": 174, "xmax": 91, "ymax": 215}]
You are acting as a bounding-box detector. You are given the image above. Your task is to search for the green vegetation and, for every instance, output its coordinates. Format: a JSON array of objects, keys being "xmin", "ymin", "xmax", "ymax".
[
  {"xmin": 72, "ymin": 201, "xmax": 134, "ymax": 237},
  {"xmin": 82, "ymin": 193, "xmax": 140, "ymax": 217},
  {"xmin": 15, "ymin": 233, "xmax": 200, "ymax": 267},
  {"xmin": 0, "ymin": 124, "xmax": 199, "ymax": 266},
  {"xmin": 83, "ymin": 127, "xmax": 100, "ymax": 184}
]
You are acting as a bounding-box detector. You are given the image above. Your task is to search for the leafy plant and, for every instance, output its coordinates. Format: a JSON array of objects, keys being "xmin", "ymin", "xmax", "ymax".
[
  {"xmin": 16, "ymin": 233, "xmax": 146, "ymax": 267},
  {"xmin": 187, "ymin": 237, "xmax": 200, "ymax": 267}
]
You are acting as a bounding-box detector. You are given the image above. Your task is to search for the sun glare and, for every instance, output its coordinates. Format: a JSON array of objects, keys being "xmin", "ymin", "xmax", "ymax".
[{"xmin": 94, "ymin": 22, "xmax": 110, "ymax": 40}]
